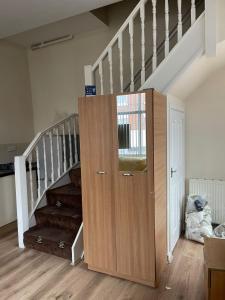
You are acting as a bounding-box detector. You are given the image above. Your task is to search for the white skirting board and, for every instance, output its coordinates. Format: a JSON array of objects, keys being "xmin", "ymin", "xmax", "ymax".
[{"xmin": 189, "ymin": 178, "xmax": 225, "ymax": 224}]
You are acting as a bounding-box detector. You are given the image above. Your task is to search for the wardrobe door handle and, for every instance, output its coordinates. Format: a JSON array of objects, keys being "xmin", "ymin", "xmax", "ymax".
[
  {"xmin": 96, "ymin": 171, "xmax": 106, "ymax": 175},
  {"xmin": 122, "ymin": 173, "xmax": 134, "ymax": 177}
]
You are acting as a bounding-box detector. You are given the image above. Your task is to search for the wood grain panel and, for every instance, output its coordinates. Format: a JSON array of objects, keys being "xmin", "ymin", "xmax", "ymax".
[
  {"xmin": 112, "ymin": 91, "xmax": 156, "ymax": 285},
  {"xmin": 204, "ymin": 237, "xmax": 225, "ymax": 299},
  {"xmin": 79, "ymin": 90, "xmax": 167, "ymax": 287},
  {"xmin": 78, "ymin": 95, "xmax": 116, "ymax": 272},
  {"xmin": 210, "ymin": 270, "xmax": 225, "ymax": 300},
  {"xmin": 153, "ymin": 90, "xmax": 167, "ymax": 284},
  {"xmin": 0, "ymin": 221, "xmax": 17, "ymax": 239}
]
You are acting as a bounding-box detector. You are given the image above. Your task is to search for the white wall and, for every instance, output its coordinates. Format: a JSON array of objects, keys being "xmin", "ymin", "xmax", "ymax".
[
  {"xmin": 28, "ymin": 0, "xmax": 189, "ymax": 133},
  {"xmin": 0, "ymin": 40, "xmax": 34, "ymax": 163},
  {"xmin": 0, "ymin": 40, "xmax": 34, "ymax": 144},
  {"xmin": 185, "ymin": 66, "xmax": 225, "ymax": 181},
  {"xmin": 0, "ymin": 40, "xmax": 34, "ymax": 226},
  {"xmin": 0, "ymin": 40, "xmax": 33, "ymax": 163},
  {"xmin": 217, "ymin": 0, "xmax": 225, "ymax": 43},
  {"xmin": 28, "ymin": 28, "xmax": 113, "ymax": 133},
  {"xmin": 28, "ymin": 1, "xmax": 142, "ymax": 133}
]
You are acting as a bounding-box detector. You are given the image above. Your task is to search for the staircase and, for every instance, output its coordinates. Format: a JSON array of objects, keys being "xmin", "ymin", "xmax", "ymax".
[
  {"xmin": 15, "ymin": 114, "xmax": 83, "ymax": 264},
  {"xmin": 24, "ymin": 168, "xmax": 82, "ymax": 260}
]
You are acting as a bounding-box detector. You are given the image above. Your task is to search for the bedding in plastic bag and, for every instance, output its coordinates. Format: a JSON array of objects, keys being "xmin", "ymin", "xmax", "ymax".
[{"xmin": 185, "ymin": 194, "xmax": 214, "ymax": 243}]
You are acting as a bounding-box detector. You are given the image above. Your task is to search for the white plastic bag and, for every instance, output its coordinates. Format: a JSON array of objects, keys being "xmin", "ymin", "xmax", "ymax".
[
  {"xmin": 186, "ymin": 194, "xmax": 207, "ymax": 213},
  {"xmin": 214, "ymin": 223, "xmax": 225, "ymax": 238},
  {"xmin": 185, "ymin": 195, "xmax": 213, "ymax": 243}
]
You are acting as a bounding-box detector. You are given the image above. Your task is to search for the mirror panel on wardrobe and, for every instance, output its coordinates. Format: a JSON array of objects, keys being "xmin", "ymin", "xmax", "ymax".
[{"xmin": 116, "ymin": 93, "xmax": 147, "ymax": 172}]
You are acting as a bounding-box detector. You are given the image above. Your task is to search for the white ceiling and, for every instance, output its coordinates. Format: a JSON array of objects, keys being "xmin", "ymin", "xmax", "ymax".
[
  {"xmin": 169, "ymin": 41, "xmax": 225, "ymax": 100},
  {"xmin": 7, "ymin": 13, "xmax": 106, "ymax": 48},
  {"xmin": 0, "ymin": 0, "xmax": 121, "ymax": 38}
]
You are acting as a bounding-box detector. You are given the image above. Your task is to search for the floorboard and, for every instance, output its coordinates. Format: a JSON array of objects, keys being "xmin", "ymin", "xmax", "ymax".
[{"xmin": 0, "ymin": 232, "xmax": 204, "ymax": 300}]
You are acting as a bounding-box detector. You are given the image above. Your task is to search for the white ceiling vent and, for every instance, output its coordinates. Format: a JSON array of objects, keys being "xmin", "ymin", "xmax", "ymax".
[{"xmin": 31, "ymin": 34, "xmax": 73, "ymax": 50}]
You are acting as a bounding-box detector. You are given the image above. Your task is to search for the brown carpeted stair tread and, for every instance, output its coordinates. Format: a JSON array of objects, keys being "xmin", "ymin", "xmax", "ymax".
[
  {"xmin": 47, "ymin": 183, "xmax": 82, "ymax": 209},
  {"xmin": 35, "ymin": 206, "xmax": 82, "ymax": 231},
  {"xmin": 24, "ymin": 225, "xmax": 77, "ymax": 259}
]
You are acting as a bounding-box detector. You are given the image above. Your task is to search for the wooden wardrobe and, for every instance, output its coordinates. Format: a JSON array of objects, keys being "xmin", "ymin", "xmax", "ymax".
[{"xmin": 78, "ymin": 90, "xmax": 167, "ymax": 287}]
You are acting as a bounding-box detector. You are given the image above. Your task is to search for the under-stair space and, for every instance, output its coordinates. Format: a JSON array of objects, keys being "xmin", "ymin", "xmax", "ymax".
[{"xmin": 24, "ymin": 168, "xmax": 82, "ymax": 260}]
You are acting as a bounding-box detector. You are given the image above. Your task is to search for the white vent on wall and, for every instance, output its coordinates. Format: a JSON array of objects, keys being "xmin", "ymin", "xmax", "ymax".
[{"xmin": 31, "ymin": 34, "xmax": 73, "ymax": 51}]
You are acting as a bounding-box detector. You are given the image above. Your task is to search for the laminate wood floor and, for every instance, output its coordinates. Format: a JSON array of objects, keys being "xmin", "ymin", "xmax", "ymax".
[{"xmin": 0, "ymin": 231, "xmax": 204, "ymax": 300}]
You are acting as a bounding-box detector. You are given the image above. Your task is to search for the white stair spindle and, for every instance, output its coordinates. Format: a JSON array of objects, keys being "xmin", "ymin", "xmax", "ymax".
[
  {"xmin": 177, "ymin": 0, "xmax": 182, "ymax": 41},
  {"xmin": 108, "ymin": 47, "xmax": 113, "ymax": 94},
  {"xmin": 99, "ymin": 61, "xmax": 104, "ymax": 95},
  {"xmin": 165, "ymin": 0, "xmax": 169, "ymax": 57},
  {"xmin": 42, "ymin": 135, "xmax": 48, "ymax": 189},
  {"xmin": 68, "ymin": 119, "xmax": 73, "ymax": 167},
  {"xmin": 49, "ymin": 130, "xmax": 54, "ymax": 184},
  {"xmin": 35, "ymin": 145, "xmax": 41, "ymax": 199},
  {"xmin": 140, "ymin": 0, "xmax": 146, "ymax": 86},
  {"xmin": 191, "ymin": 0, "xmax": 196, "ymax": 25},
  {"xmin": 56, "ymin": 127, "xmax": 61, "ymax": 178},
  {"xmin": 118, "ymin": 33, "xmax": 124, "ymax": 93},
  {"xmin": 73, "ymin": 117, "xmax": 78, "ymax": 164},
  {"xmin": 129, "ymin": 19, "xmax": 134, "ymax": 92},
  {"xmin": 152, "ymin": 0, "xmax": 157, "ymax": 72},
  {"xmin": 28, "ymin": 153, "xmax": 34, "ymax": 211},
  {"xmin": 62, "ymin": 123, "xmax": 67, "ymax": 172}
]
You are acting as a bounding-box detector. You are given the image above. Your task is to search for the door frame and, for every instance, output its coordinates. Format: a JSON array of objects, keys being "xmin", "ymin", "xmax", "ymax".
[{"xmin": 167, "ymin": 94, "xmax": 185, "ymax": 263}]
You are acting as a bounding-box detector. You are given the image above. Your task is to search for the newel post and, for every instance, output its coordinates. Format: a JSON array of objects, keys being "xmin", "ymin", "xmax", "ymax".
[
  {"xmin": 84, "ymin": 65, "xmax": 94, "ymax": 86},
  {"xmin": 205, "ymin": 0, "xmax": 217, "ymax": 56},
  {"xmin": 15, "ymin": 156, "xmax": 29, "ymax": 248}
]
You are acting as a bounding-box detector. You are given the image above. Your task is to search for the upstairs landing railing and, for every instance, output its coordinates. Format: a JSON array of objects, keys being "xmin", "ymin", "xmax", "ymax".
[{"xmin": 84, "ymin": 0, "xmax": 204, "ymax": 94}]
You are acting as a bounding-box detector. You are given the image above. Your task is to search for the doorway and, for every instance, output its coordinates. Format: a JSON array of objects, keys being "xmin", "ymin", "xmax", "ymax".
[{"xmin": 167, "ymin": 100, "xmax": 185, "ymax": 260}]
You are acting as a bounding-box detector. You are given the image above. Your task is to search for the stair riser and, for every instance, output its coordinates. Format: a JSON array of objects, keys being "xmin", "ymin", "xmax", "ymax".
[
  {"xmin": 35, "ymin": 213, "xmax": 82, "ymax": 231},
  {"xmin": 24, "ymin": 238, "xmax": 72, "ymax": 260},
  {"xmin": 46, "ymin": 193, "xmax": 82, "ymax": 209},
  {"xmin": 69, "ymin": 169, "xmax": 81, "ymax": 188}
]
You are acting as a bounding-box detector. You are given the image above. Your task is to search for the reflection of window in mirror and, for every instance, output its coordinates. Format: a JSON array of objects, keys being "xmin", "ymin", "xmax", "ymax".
[{"xmin": 117, "ymin": 93, "xmax": 147, "ymax": 172}]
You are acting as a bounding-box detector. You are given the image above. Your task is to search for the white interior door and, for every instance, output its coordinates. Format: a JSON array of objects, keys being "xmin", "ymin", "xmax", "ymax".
[{"xmin": 169, "ymin": 108, "xmax": 185, "ymax": 253}]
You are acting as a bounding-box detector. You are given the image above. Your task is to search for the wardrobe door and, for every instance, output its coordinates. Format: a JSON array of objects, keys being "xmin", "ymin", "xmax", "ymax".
[
  {"xmin": 113, "ymin": 91, "xmax": 156, "ymax": 286},
  {"xmin": 79, "ymin": 95, "xmax": 116, "ymax": 273}
]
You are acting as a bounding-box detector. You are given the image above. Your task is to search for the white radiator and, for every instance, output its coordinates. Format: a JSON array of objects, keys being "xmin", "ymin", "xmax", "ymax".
[{"xmin": 189, "ymin": 178, "xmax": 225, "ymax": 224}]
